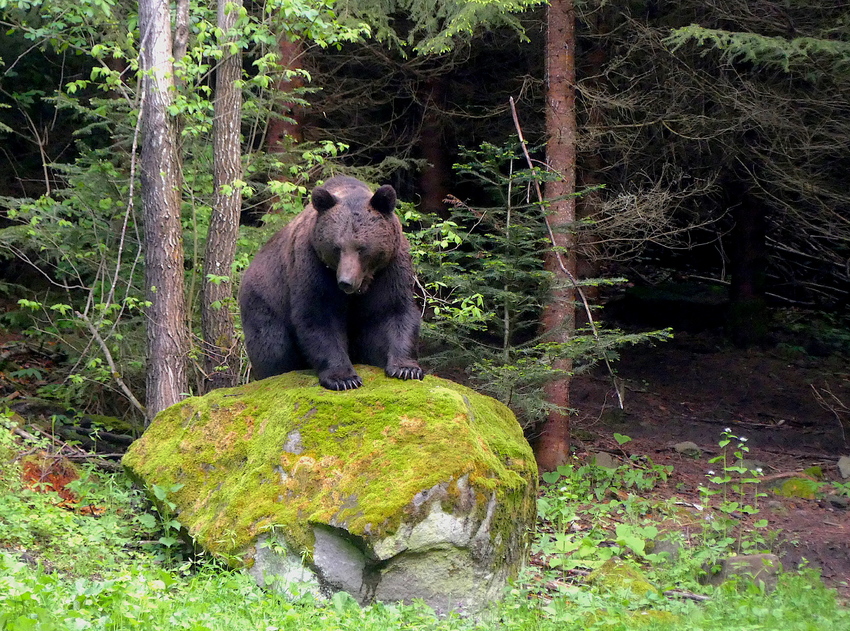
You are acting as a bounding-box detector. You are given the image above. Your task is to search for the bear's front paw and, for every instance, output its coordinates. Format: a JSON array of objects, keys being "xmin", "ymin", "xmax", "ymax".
[
  {"xmin": 386, "ymin": 363, "xmax": 424, "ymax": 381},
  {"xmin": 319, "ymin": 369, "xmax": 363, "ymax": 391}
]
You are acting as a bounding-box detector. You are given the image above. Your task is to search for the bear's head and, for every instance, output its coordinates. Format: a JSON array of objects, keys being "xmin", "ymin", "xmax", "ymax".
[{"xmin": 310, "ymin": 182, "xmax": 400, "ymax": 295}]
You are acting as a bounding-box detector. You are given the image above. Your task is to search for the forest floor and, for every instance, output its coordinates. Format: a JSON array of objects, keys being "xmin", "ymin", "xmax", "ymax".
[
  {"xmin": 571, "ymin": 330, "xmax": 850, "ymax": 598},
  {"xmin": 2, "ymin": 310, "xmax": 849, "ymax": 600}
]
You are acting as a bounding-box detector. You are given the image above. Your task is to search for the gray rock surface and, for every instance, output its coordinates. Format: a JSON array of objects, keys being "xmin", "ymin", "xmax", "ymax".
[
  {"xmin": 838, "ymin": 455, "xmax": 850, "ymax": 479},
  {"xmin": 591, "ymin": 451, "xmax": 619, "ymax": 469},
  {"xmin": 673, "ymin": 441, "xmax": 702, "ymax": 457},
  {"xmin": 703, "ymin": 553, "xmax": 783, "ymax": 591}
]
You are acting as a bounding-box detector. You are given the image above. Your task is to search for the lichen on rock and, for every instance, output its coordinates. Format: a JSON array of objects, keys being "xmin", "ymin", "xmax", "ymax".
[{"xmin": 122, "ymin": 366, "xmax": 538, "ymax": 612}]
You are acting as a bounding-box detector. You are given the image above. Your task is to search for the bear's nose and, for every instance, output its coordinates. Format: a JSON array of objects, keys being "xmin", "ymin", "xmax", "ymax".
[{"xmin": 338, "ymin": 279, "xmax": 359, "ymax": 294}]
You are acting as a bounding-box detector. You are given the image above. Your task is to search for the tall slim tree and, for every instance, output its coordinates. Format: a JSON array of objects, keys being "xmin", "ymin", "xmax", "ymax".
[
  {"xmin": 139, "ymin": 0, "xmax": 189, "ymax": 419},
  {"xmin": 536, "ymin": 0, "xmax": 576, "ymax": 471},
  {"xmin": 201, "ymin": 0, "xmax": 244, "ymax": 391}
]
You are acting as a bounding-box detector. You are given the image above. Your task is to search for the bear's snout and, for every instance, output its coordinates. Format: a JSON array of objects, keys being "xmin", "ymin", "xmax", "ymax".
[
  {"xmin": 337, "ymin": 250, "xmax": 364, "ymax": 294},
  {"xmin": 337, "ymin": 278, "xmax": 359, "ymax": 294}
]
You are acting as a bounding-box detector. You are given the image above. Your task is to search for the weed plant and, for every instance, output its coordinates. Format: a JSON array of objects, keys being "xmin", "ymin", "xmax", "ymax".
[
  {"xmin": 535, "ymin": 453, "xmax": 675, "ymax": 575},
  {"xmin": 697, "ymin": 429, "xmax": 769, "ymax": 554}
]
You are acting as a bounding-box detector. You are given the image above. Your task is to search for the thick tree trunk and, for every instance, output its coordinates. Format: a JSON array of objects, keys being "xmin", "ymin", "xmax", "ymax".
[
  {"xmin": 727, "ymin": 184, "xmax": 769, "ymax": 347},
  {"xmin": 139, "ymin": 0, "xmax": 189, "ymax": 420},
  {"xmin": 537, "ymin": 0, "xmax": 577, "ymax": 472},
  {"xmin": 418, "ymin": 75, "xmax": 452, "ymax": 218},
  {"xmin": 266, "ymin": 38, "xmax": 305, "ymax": 151},
  {"xmin": 202, "ymin": 0, "xmax": 244, "ymax": 391}
]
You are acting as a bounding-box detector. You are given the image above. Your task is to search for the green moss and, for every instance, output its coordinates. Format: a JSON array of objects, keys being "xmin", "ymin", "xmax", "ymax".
[
  {"xmin": 588, "ymin": 559, "xmax": 660, "ymax": 598},
  {"xmin": 123, "ymin": 366, "xmax": 537, "ymax": 566},
  {"xmin": 773, "ymin": 477, "xmax": 819, "ymax": 499},
  {"xmin": 803, "ymin": 466, "xmax": 824, "ymax": 480}
]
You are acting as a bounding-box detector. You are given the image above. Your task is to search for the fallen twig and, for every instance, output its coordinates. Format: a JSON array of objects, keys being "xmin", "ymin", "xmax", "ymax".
[
  {"xmin": 663, "ymin": 589, "xmax": 711, "ymax": 602},
  {"xmin": 11, "ymin": 423, "xmax": 124, "ymax": 472}
]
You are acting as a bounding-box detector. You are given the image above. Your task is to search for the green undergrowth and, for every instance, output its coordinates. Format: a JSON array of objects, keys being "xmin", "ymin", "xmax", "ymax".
[{"xmin": 1, "ymin": 413, "xmax": 848, "ymax": 631}]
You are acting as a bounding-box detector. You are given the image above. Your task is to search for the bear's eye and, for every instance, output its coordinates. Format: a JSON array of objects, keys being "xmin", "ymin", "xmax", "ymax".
[{"xmin": 356, "ymin": 245, "xmax": 368, "ymax": 255}]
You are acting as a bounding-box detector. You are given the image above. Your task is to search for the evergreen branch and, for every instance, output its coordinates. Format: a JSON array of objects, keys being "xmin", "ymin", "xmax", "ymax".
[{"xmin": 509, "ymin": 96, "xmax": 625, "ymax": 409}]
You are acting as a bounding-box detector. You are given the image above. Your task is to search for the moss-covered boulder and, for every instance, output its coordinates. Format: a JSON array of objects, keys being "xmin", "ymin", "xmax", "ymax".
[{"xmin": 122, "ymin": 366, "xmax": 537, "ymax": 613}]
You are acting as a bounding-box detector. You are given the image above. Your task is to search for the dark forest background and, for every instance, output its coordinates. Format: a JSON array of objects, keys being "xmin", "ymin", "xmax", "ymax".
[{"xmin": 0, "ymin": 0, "xmax": 847, "ymax": 465}]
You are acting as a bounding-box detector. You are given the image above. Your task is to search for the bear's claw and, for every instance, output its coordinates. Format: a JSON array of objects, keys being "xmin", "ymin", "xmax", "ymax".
[
  {"xmin": 387, "ymin": 365, "xmax": 425, "ymax": 381},
  {"xmin": 322, "ymin": 374, "xmax": 363, "ymax": 391}
]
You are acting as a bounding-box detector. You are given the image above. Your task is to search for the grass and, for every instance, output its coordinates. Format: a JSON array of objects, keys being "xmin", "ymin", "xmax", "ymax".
[{"xmin": 1, "ymin": 415, "xmax": 848, "ymax": 631}]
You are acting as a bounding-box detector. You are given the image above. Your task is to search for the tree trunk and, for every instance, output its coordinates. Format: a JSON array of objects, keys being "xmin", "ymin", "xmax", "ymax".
[
  {"xmin": 418, "ymin": 75, "xmax": 452, "ymax": 218},
  {"xmin": 202, "ymin": 0, "xmax": 244, "ymax": 391},
  {"xmin": 536, "ymin": 0, "xmax": 577, "ymax": 472},
  {"xmin": 266, "ymin": 38, "xmax": 305, "ymax": 151},
  {"xmin": 139, "ymin": 0, "xmax": 189, "ymax": 420},
  {"xmin": 727, "ymin": 183, "xmax": 769, "ymax": 347}
]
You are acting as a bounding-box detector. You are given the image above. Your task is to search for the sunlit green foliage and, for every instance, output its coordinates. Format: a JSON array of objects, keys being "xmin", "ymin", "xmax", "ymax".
[
  {"xmin": 667, "ymin": 25, "xmax": 850, "ymax": 72},
  {"xmin": 0, "ymin": 0, "xmax": 365, "ymax": 412}
]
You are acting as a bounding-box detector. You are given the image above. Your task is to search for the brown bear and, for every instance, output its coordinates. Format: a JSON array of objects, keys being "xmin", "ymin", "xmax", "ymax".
[{"xmin": 238, "ymin": 176, "xmax": 424, "ymax": 390}]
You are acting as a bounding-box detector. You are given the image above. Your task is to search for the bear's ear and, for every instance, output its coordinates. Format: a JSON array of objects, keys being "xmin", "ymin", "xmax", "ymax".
[
  {"xmin": 370, "ymin": 185, "xmax": 397, "ymax": 216},
  {"xmin": 312, "ymin": 187, "xmax": 337, "ymax": 213}
]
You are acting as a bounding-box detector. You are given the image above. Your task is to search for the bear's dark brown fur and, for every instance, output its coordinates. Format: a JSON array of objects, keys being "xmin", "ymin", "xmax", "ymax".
[{"xmin": 238, "ymin": 176, "xmax": 423, "ymax": 390}]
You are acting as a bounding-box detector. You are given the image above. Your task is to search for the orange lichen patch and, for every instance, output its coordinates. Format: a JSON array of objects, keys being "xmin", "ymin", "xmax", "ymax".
[
  {"xmin": 21, "ymin": 452, "xmax": 80, "ymax": 504},
  {"xmin": 399, "ymin": 416, "xmax": 425, "ymax": 433}
]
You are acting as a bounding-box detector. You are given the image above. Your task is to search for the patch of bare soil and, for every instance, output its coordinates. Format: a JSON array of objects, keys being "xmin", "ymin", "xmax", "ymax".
[{"xmin": 572, "ymin": 331, "xmax": 850, "ymax": 598}]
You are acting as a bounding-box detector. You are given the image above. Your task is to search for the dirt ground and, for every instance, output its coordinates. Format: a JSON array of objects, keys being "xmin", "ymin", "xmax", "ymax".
[{"xmin": 571, "ymin": 331, "xmax": 850, "ymax": 598}]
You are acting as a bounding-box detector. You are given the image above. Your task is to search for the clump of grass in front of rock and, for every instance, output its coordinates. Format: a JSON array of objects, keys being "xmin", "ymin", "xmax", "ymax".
[
  {"xmin": 524, "ymin": 435, "xmax": 849, "ymax": 629},
  {"xmin": 531, "ymin": 433, "xmax": 778, "ymax": 595},
  {"xmin": 533, "ymin": 452, "xmax": 680, "ymax": 579}
]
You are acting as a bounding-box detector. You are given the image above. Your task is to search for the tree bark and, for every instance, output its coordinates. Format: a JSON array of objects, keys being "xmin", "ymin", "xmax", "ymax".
[
  {"xmin": 139, "ymin": 0, "xmax": 189, "ymax": 420},
  {"xmin": 727, "ymin": 182, "xmax": 769, "ymax": 347},
  {"xmin": 202, "ymin": 0, "xmax": 244, "ymax": 391},
  {"xmin": 266, "ymin": 38, "xmax": 305, "ymax": 151},
  {"xmin": 418, "ymin": 75, "xmax": 452, "ymax": 218},
  {"xmin": 536, "ymin": 0, "xmax": 577, "ymax": 472}
]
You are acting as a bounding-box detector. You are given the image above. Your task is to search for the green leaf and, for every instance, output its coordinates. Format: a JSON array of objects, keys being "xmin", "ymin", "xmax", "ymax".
[{"xmin": 541, "ymin": 471, "xmax": 562, "ymax": 484}]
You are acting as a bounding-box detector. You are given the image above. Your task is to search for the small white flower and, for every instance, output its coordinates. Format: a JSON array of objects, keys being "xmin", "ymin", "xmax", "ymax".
[
  {"xmin": 740, "ymin": 437, "xmax": 748, "ymax": 442},
  {"xmin": 756, "ymin": 467, "xmax": 763, "ymax": 474},
  {"xmin": 724, "ymin": 427, "xmax": 731, "ymax": 433},
  {"xmin": 707, "ymin": 470, "xmax": 715, "ymax": 475}
]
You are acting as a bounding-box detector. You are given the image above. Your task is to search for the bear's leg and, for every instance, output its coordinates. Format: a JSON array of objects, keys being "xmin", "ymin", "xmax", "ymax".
[
  {"xmin": 296, "ymin": 322, "xmax": 362, "ymax": 390},
  {"xmin": 290, "ymin": 290, "xmax": 363, "ymax": 390},
  {"xmin": 242, "ymin": 300, "xmax": 304, "ymax": 380},
  {"xmin": 353, "ymin": 277, "xmax": 423, "ymax": 382}
]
